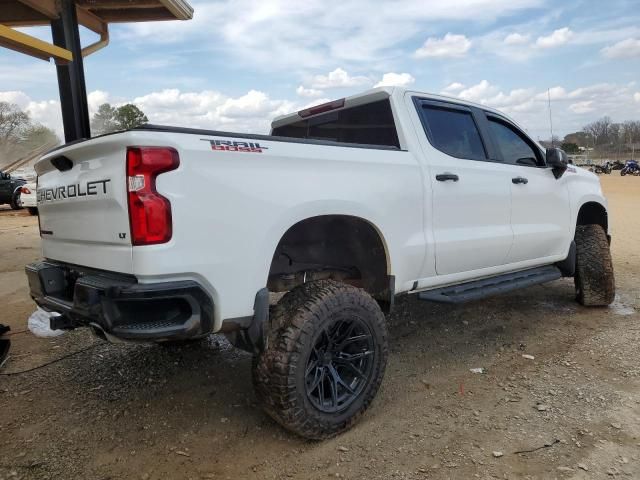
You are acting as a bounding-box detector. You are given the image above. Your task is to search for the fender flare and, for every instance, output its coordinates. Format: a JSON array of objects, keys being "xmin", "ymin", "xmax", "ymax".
[{"xmin": 258, "ymin": 201, "xmax": 393, "ymax": 285}]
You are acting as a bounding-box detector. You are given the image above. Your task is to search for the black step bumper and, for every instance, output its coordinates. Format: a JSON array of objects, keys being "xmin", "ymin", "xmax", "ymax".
[{"xmin": 25, "ymin": 261, "xmax": 214, "ymax": 342}]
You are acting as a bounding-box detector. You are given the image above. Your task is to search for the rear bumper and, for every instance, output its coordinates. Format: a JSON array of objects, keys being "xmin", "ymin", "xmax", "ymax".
[
  {"xmin": 19, "ymin": 195, "xmax": 37, "ymax": 208},
  {"xmin": 25, "ymin": 261, "xmax": 214, "ymax": 342}
]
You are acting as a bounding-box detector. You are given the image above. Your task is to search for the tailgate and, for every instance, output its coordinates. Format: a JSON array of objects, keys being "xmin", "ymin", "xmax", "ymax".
[{"xmin": 36, "ymin": 135, "xmax": 133, "ymax": 273}]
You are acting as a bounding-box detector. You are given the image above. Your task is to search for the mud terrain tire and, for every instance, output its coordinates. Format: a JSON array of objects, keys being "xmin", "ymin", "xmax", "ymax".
[
  {"xmin": 10, "ymin": 190, "xmax": 22, "ymax": 210},
  {"xmin": 253, "ymin": 280, "xmax": 388, "ymax": 440},
  {"xmin": 574, "ymin": 224, "xmax": 615, "ymax": 306}
]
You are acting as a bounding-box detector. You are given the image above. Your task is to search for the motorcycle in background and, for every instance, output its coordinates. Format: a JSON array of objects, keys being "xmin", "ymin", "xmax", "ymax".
[
  {"xmin": 593, "ymin": 161, "xmax": 612, "ymax": 174},
  {"xmin": 620, "ymin": 160, "xmax": 640, "ymax": 176}
]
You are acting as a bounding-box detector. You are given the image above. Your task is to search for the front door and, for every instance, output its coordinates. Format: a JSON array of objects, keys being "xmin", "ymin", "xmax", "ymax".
[{"xmin": 483, "ymin": 114, "xmax": 570, "ymax": 263}]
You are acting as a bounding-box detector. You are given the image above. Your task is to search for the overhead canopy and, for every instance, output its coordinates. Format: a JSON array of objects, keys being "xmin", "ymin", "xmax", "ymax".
[
  {"xmin": 0, "ymin": 1, "xmax": 193, "ymax": 32},
  {"xmin": 0, "ymin": 0, "xmax": 192, "ymax": 61},
  {"xmin": 0, "ymin": 0, "xmax": 193, "ymax": 142}
]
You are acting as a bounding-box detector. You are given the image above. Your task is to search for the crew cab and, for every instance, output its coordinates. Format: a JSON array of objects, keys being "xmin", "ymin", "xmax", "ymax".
[{"xmin": 26, "ymin": 87, "xmax": 614, "ymax": 439}]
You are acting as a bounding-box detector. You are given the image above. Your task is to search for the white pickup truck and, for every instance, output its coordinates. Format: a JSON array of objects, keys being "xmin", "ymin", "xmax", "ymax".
[{"xmin": 26, "ymin": 87, "xmax": 614, "ymax": 439}]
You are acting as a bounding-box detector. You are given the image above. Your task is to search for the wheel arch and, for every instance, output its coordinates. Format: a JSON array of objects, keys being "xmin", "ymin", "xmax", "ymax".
[
  {"xmin": 266, "ymin": 213, "xmax": 393, "ymax": 306},
  {"xmin": 576, "ymin": 200, "xmax": 608, "ymax": 234}
]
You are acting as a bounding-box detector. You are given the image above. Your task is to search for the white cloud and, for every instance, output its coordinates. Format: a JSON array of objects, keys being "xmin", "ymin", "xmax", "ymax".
[
  {"xmin": 569, "ymin": 101, "xmax": 595, "ymax": 114},
  {"xmin": 601, "ymin": 38, "xmax": 640, "ymax": 59},
  {"xmin": 132, "ymin": 88, "xmax": 295, "ymax": 132},
  {"xmin": 415, "ymin": 33, "xmax": 471, "ymax": 58},
  {"xmin": 533, "ymin": 86, "xmax": 567, "ymax": 101},
  {"xmin": 504, "ymin": 33, "xmax": 530, "ymax": 45},
  {"xmin": 374, "ymin": 72, "xmax": 415, "ymax": 88},
  {"xmin": 457, "ymin": 80, "xmax": 498, "ymax": 102},
  {"xmin": 218, "ymin": 90, "xmax": 289, "ymax": 119},
  {"xmin": 0, "ymin": 91, "xmax": 31, "ymax": 106},
  {"xmin": 567, "ymin": 83, "xmax": 617, "ymax": 99},
  {"xmin": 547, "ymin": 86, "xmax": 568, "ymax": 100},
  {"xmin": 441, "ymin": 82, "xmax": 466, "ymax": 94},
  {"xmin": 87, "ymin": 90, "xmax": 111, "ymax": 116},
  {"xmin": 296, "ymin": 86, "xmax": 324, "ymax": 98},
  {"xmin": 441, "ymin": 80, "xmax": 640, "ymax": 139},
  {"xmin": 309, "ymin": 68, "xmax": 371, "ymax": 89},
  {"xmin": 535, "ymin": 27, "xmax": 573, "ymax": 48},
  {"xmin": 0, "ymin": 87, "xmax": 302, "ymax": 139},
  {"xmin": 120, "ymin": 0, "xmax": 543, "ymax": 70}
]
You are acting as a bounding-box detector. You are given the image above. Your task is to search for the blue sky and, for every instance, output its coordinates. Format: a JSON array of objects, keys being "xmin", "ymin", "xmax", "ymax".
[{"xmin": 1, "ymin": 0, "xmax": 639, "ymax": 140}]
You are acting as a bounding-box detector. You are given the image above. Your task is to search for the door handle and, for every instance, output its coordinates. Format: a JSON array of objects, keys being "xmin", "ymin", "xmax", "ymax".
[
  {"xmin": 512, "ymin": 176, "xmax": 528, "ymax": 184},
  {"xmin": 436, "ymin": 173, "xmax": 459, "ymax": 182}
]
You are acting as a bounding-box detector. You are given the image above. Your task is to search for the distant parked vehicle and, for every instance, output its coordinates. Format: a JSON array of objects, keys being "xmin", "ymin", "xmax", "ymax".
[
  {"xmin": 0, "ymin": 170, "xmax": 26, "ymax": 209},
  {"xmin": 611, "ymin": 161, "xmax": 625, "ymax": 170},
  {"xmin": 620, "ymin": 160, "xmax": 640, "ymax": 176},
  {"xmin": 19, "ymin": 182, "xmax": 38, "ymax": 215},
  {"xmin": 593, "ymin": 161, "xmax": 612, "ymax": 174}
]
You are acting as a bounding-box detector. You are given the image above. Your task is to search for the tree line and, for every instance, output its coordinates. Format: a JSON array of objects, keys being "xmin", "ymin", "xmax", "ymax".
[
  {"xmin": 561, "ymin": 118, "xmax": 640, "ymax": 158},
  {"xmin": 90, "ymin": 103, "xmax": 148, "ymax": 135},
  {"xmin": 0, "ymin": 101, "xmax": 149, "ymax": 169},
  {"xmin": 0, "ymin": 101, "xmax": 59, "ymax": 164}
]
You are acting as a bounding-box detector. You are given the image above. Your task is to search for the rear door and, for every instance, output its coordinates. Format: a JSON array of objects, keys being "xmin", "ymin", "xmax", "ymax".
[
  {"xmin": 414, "ymin": 99, "xmax": 514, "ymax": 275},
  {"xmin": 483, "ymin": 114, "xmax": 570, "ymax": 263}
]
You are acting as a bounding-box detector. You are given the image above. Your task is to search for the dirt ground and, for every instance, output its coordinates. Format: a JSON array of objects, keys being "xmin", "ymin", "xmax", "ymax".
[{"xmin": 0, "ymin": 175, "xmax": 639, "ymax": 480}]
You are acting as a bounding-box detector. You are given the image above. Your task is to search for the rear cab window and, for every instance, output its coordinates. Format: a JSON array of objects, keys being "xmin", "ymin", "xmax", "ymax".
[{"xmin": 271, "ymin": 99, "xmax": 400, "ymax": 148}]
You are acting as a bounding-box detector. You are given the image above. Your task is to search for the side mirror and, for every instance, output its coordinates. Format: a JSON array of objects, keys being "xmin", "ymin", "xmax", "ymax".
[{"xmin": 546, "ymin": 147, "xmax": 568, "ymax": 178}]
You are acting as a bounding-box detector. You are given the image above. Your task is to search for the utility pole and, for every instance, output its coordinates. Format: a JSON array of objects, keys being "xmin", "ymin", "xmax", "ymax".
[{"xmin": 548, "ymin": 89, "xmax": 554, "ymax": 146}]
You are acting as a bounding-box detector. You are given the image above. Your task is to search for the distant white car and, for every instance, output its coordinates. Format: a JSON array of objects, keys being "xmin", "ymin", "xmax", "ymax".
[{"xmin": 18, "ymin": 181, "xmax": 38, "ymax": 215}]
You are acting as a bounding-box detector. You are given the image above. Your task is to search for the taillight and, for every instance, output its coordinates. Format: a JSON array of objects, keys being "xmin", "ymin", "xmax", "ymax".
[
  {"xmin": 21, "ymin": 187, "xmax": 31, "ymax": 194},
  {"xmin": 126, "ymin": 147, "xmax": 179, "ymax": 246}
]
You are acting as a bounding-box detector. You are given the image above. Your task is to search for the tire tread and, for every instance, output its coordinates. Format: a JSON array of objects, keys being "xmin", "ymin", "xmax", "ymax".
[
  {"xmin": 574, "ymin": 224, "xmax": 615, "ymax": 306},
  {"xmin": 253, "ymin": 280, "xmax": 388, "ymax": 440}
]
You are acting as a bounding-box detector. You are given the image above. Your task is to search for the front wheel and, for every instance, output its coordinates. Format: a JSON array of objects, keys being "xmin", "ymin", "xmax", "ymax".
[
  {"xmin": 253, "ymin": 280, "xmax": 388, "ymax": 440},
  {"xmin": 27, "ymin": 207, "xmax": 38, "ymax": 216},
  {"xmin": 574, "ymin": 224, "xmax": 615, "ymax": 306},
  {"xmin": 621, "ymin": 169, "xmax": 627, "ymax": 176}
]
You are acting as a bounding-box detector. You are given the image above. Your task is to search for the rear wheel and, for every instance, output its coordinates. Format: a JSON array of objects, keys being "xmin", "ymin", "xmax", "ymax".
[
  {"xmin": 9, "ymin": 191, "xmax": 22, "ymax": 210},
  {"xmin": 253, "ymin": 280, "xmax": 388, "ymax": 440},
  {"xmin": 574, "ymin": 224, "xmax": 615, "ymax": 306}
]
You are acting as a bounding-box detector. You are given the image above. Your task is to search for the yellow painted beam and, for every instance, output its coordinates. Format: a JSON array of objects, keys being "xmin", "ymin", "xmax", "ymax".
[
  {"xmin": 76, "ymin": 7, "xmax": 106, "ymax": 35},
  {"xmin": 0, "ymin": 24, "xmax": 72, "ymax": 63}
]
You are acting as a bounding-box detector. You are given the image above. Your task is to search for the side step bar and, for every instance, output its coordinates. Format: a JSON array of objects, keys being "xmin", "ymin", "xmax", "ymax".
[{"xmin": 418, "ymin": 266, "xmax": 562, "ymax": 304}]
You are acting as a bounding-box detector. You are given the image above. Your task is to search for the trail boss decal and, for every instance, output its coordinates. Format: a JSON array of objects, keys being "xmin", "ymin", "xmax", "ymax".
[
  {"xmin": 203, "ymin": 138, "xmax": 269, "ymax": 153},
  {"xmin": 38, "ymin": 179, "xmax": 111, "ymax": 203}
]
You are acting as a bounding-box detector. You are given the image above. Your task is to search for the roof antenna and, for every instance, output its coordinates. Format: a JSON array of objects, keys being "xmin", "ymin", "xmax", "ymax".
[{"xmin": 548, "ymin": 88, "xmax": 554, "ymax": 146}]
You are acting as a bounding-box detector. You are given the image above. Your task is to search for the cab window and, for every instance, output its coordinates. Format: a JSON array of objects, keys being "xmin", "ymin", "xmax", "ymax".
[
  {"xmin": 487, "ymin": 117, "xmax": 542, "ymax": 167},
  {"xmin": 419, "ymin": 104, "xmax": 486, "ymax": 160}
]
